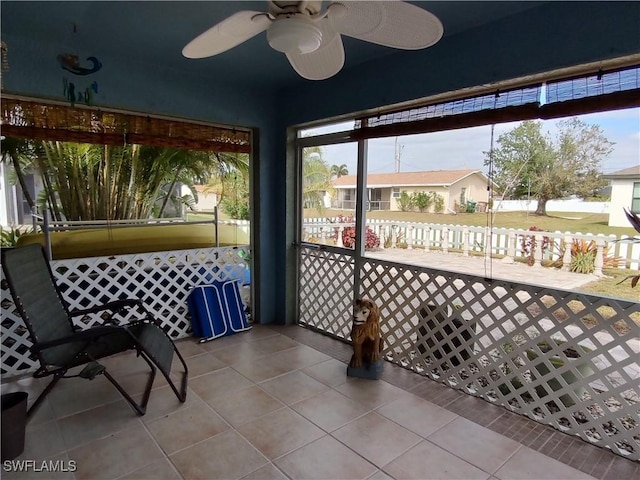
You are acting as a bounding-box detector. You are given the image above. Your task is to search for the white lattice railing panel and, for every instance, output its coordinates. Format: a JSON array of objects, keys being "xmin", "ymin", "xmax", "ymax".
[
  {"xmin": 1, "ymin": 246, "xmax": 250, "ymax": 378},
  {"xmin": 298, "ymin": 247, "xmax": 640, "ymax": 461},
  {"xmin": 298, "ymin": 247, "xmax": 355, "ymax": 339}
]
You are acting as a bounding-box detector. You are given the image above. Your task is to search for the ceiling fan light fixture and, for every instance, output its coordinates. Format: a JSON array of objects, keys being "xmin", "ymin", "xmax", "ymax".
[{"xmin": 267, "ymin": 17, "xmax": 322, "ymax": 55}]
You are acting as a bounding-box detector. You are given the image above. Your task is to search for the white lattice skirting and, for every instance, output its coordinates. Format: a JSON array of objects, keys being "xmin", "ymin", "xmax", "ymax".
[
  {"xmin": 298, "ymin": 246, "xmax": 640, "ymax": 461},
  {"xmin": 1, "ymin": 246, "xmax": 250, "ymax": 377}
]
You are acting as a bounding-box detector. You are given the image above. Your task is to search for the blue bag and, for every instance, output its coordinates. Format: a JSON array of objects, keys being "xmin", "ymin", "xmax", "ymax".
[{"xmin": 187, "ymin": 280, "xmax": 250, "ymax": 342}]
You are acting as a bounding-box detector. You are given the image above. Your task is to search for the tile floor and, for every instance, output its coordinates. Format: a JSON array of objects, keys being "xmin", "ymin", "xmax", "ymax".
[{"xmin": 2, "ymin": 324, "xmax": 637, "ymax": 480}]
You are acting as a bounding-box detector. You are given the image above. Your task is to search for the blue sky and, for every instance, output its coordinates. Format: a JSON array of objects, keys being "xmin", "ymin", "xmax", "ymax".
[{"xmin": 306, "ymin": 107, "xmax": 639, "ymax": 176}]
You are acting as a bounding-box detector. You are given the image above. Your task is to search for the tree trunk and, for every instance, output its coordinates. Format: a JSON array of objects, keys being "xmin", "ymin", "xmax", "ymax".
[{"xmin": 535, "ymin": 197, "xmax": 548, "ymax": 216}]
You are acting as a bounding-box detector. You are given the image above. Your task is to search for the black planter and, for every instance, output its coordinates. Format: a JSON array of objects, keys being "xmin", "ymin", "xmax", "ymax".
[{"xmin": 1, "ymin": 392, "xmax": 28, "ymax": 461}]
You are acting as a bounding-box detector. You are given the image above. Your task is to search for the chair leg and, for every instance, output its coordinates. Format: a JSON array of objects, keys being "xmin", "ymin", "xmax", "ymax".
[
  {"xmin": 132, "ymin": 323, "xmax": 189, "ymax": 403},
  {"xmin": 26, "ymin": 372, "xmax": 63, "ymax": 420},
  {"xmin": 102, "ymin": 354, "xmax": 156, "ymax": 416},
  {"xmin": 166, "ymin": 344, "xmax": 188, "ymax": 403}
]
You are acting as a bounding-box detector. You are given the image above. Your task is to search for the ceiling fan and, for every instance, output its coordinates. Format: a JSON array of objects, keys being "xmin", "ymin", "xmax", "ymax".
[{"xmin": 182, "ymin": 1, "xmax": 443, "ymax": 81}]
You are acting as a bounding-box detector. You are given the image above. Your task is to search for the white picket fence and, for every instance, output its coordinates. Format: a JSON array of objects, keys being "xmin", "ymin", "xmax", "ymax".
[{"xmin": 302, "ymin": 218, "xmax": 640, "ymax": 270}]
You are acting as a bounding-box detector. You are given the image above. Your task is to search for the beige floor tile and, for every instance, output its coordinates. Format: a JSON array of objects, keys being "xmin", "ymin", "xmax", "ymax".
[
  {"xmin": 207, "ymin": 341, "xmax": 269, "ymax": 365},
  {"xmin": 428, "ymin": 417, "xmax": 521, "ymax": 474},
  {"xmin": 147, "ymin": 402, "xmax": 229, "ymax": 455},
  {"xmin": 332, "ymin": 412, "xmax": 422, "ymax": 468},
  {"xmin": 57, "ymin": 399, "xmax": 141, "ymax": 450},
  {"xmin": 240, "ymin": 325, "xmax": 280, "ymax": 342},
  {"xmin": 181, "ymin": 352, "xmax": 226, "ymax": 378},
  {"xmin": 139, "ymin": 385, "xmax": 203, "ymax": 424},
  {"xmin": 21, "ymin": 419, "xmax": 66, "ymax": 460},
  {"xmin": 268, "ymin": 345, "xmax": 332, "ymax": 369},
  {"xmin": 26, "ymin": 396, "xmax": 57, "ymax": 426},
  {"xmin": 252, "ymin": 334, "xmax": 300, "ymax": 355},
  {"xmin": 334, "ymin": 377, "xmax": 410, "ymax": 409},
  {"xmin": 291, "ymin": 388, "xmax": 370, "ymax": 432},
  {"xmin": 2, "ymin": 326, "xmax": 617, "ymax": 480},
  {"xmin": 236, "ymin": 407, "xmax": 325, "ymax": 460},
  {"xmin": 47, "ymin": 375, "xmax": 123, "ymax": 418},
  {"xmin": 170, "ymin": 429, "xmax": 268, "ymax": 480},
  {"xmin": 68, "ymin": 423, "xmax": 164, "ymax": 480},
  {"xmin": 259, "ymin": 370, "xmax": 329, "ymax": 405},
  {"xmin": 174, "ymin": 339, "xmax": 207, "ymax": 359},
  {"xmin": 188, "ymin": 367, "xmax": 253, "ymax": 403},
  {"xmin": 197, "ymin": 333, "xmax": 250, "ymax": 352},
  {"xmin": 208, "ymin": 385, "xmax": 284, "ymax": 427},
  {"xmin": 368, "ymin": 470, "xmax": 394, "ymax": 480},
  {"xmin": 302, "ymin": 358, "xmax": 350, "ymax": 387},
  {"xmin": 383, "ymin": 440, "xmax": 490, "ymax": 480},
  {"xmin": 230, "ymin": 355, "xmax": 296, "ymax": 383},
  {"xmin": 275, "ymin": 435, "xmax": 378, "ymax": 480},
  {"xmin": 119, "ymin": 458, "xmax": 181, "ymax": 480},
  {"xmin": 240, "ymin": 463, "xmax": 289, "ymax": 480},
  {"xmin": 376, "ymin": 394, "xmax": 458, "ymax": 437},
  {"xmin": 494, "ymin": 446, "xmax": 597, "ymax": 480},
  {"xmin": 96, "ymin": 351, "xmax": 139, "ymax": 373}
]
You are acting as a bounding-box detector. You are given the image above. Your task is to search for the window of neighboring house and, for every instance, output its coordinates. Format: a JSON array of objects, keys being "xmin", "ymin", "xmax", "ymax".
[
  {"xmin": 632, "ymin": 182, "xmax": 640, "ymax": 213},
  {"xmin": 344, "ymin": 190, "xmax": 352, "ymax": 201},
  {"xmin": 392, "ymin": 187, "xmax": 400, "ymax": 198}
]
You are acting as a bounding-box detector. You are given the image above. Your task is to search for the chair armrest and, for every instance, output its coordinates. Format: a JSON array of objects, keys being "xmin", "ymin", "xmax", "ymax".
[{"xmin": 70, "ymin": 299, "xmax": 143, "ymax": 317}]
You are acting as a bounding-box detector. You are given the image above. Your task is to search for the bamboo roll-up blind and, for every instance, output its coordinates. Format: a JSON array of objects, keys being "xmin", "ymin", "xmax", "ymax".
[{"xmin": 1, "ymin": 98, "xmax": 251, "ymax": 153}]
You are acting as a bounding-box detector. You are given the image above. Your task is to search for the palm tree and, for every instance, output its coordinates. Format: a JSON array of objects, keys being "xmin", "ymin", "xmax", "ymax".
[
  {"xmin": 203, "ymin": 152, "xmax": 250, "ymax": 207},
  {"xmin": 330, "ymin": 163, "xmax": 348, "ymax": 179},
  {"xmin": 141, "ymin": 147, "xmax": 212, "ymax": 218},
  {"xmin": 302, "ymin": 149, "xmax": 333, "ymax": 211},
  {"xmin": 4, "ymin": 138, "xmax": 246, "ymax": 221}
]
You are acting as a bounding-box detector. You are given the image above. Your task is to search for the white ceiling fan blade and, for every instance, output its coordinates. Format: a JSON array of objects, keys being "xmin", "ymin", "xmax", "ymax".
[
  {"xmin": 331, "ymin": 1, "xmax": 443, "ymax": 50},
  {"xmin": 183, "ymin": 11, "xmax": 271, "ymax": 58},
  {"xmin": 286, "ymin": 21, "xmax": 345, "ymax": 80}
]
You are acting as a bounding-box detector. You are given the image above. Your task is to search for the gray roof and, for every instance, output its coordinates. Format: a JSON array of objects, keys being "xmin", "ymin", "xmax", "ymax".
[{"xmin": 602, "ymin": 165, "xmax": 640, "ymax": 179}]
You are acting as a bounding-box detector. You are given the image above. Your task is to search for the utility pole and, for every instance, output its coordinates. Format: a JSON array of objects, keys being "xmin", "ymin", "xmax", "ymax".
[{"xmin": 394, "ymin": 137, "xmax": 404, "ymax": 173}]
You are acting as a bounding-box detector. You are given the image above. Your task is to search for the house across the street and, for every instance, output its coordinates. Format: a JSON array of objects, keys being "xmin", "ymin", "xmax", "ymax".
[
  {"xmin": 603, "ymin": 165, "xmax": 640, "ymax": 227},
  {"xmin": 330, "ymin": 169, "xmax": 491, "ymax": 213}
]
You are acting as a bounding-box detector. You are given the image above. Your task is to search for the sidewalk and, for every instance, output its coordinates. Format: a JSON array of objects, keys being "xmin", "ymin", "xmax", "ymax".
[{"xmin": 367, "ymin": 248, "xmax": 599, "ymax": 290}]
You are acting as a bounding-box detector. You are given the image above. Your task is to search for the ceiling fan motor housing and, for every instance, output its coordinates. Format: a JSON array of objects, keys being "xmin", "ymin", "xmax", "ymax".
[{"xmin": 267, "ymin": 16, "xmax": 322, "ymax": 55}]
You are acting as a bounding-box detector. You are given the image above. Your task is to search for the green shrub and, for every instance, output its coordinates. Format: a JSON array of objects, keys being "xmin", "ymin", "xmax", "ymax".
[
  {"xmin": 433, "ymin": 194, "xmax": 444, "ymax": 213},
  {"xmin": 412, "ymin": 192, "xmax": 433, "ymax": 212},
  {"xmin": 0, "ymin": 226, "xmax": 34, "ymax": 247},
  {"xmin": 397, "ymin": 191, "xmax": 414, "ymax": 212}
]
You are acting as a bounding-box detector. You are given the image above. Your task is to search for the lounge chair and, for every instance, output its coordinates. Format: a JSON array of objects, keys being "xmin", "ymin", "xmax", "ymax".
[{"xmin": 1, "ymin": 244, "xmax": 188, "ymax": 418}]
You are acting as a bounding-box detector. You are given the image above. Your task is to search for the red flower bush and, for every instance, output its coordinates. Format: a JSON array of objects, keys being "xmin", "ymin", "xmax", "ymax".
[
  {"xmin": 521, "ymin": 226, "xmax": 550, "ymax": 266},
  {"xmin": 333, "ymin": 215, "xmax": 380, "ymax": 250}
]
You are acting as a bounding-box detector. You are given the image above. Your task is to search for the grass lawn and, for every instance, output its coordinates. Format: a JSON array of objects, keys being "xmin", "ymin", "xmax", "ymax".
[
  {"xmin": 305, "ymin": 209, "xmax": 638, "ymax": 237},
  {"xmin": 577, "ymin": 268, "xmax": 640, "ymax": 301}
]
